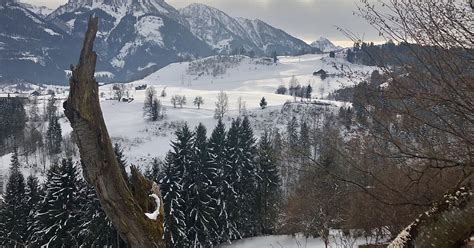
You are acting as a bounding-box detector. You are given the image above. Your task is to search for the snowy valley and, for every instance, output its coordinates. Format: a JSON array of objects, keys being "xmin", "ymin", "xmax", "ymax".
[{"xmin": 0, "ymin": 0, "xmax": 471, "ymax": 247}]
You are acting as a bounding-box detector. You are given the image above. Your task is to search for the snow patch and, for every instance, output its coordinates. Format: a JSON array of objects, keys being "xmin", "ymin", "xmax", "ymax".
[
  {"xmin": 43, "ymin": 28, "xmax": 60, "ymax": 36},
  {"xmin": 135, "ymin": 16, "xmax": 164, "ymax": 46},
  {"xmin": 145, "ymin": 193, "xmax": 161, "ymax": 220},
  {"xmin": 138, "ymin": 62, "xmax": 157, "ymax": 71}
]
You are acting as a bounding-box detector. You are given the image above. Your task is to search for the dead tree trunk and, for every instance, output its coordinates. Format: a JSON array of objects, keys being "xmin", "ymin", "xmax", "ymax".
[
  {"xmin": 63, "ymin": 16, "xmax": 165, "ymax": 248},
  {"xmin": 389, "ymin": 179, "xmax": 474, "ymax": 248}
]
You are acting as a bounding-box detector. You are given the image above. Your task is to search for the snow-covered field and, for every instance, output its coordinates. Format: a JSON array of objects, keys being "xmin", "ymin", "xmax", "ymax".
[
  {"xmin": 1, "ymin": 53, "xmax": 373, "ymax": 174},
  {"xmin": 220, "ymin": 235, "xmax": 329, "ymax": 248},
  {"xmin": 219, "ymin": 231, "xmax": 376, "ymax": 248},
  {"xmin": 99, "ymin": 54, "xmax": 371, "ymax": 164}
]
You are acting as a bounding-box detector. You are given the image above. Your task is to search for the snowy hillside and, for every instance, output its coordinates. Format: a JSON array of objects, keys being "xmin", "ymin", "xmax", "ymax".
[
  {"xmin": 96, "ymin": 53, "xmax": 372, "ymax": 163},
  {"xmin": 0, "ymin": 53, "xmax": 372, "ymax": 170}
]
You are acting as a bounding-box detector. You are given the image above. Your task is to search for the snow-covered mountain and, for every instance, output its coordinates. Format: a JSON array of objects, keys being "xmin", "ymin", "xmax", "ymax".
[
  {"xmin": 47, "ymin": 0, "xmax": 211, "ymax": 81},
  {"xmin": 18, "ymin": 2, "xmax": 53, "ymax": 17},
  {"xmin": 0, "ymin": 1, "xmax": 76, "ymax": 83},
  {"xmin": 1, "ymin": 0, "xmax": 317, "ymax": 84},
  {"xmin": 310, "ymin": 37, "xmax": 341, "ymax": 52},
  {"xmin": 180, "ymin": 3, "xmax": 313, "ymax": 55}
]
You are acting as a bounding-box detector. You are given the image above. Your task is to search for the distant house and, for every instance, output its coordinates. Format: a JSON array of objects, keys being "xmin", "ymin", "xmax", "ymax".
[
  {"xmin": 30, "ymin": 91, "xmax": 41, "ymax": 97},
  {"xmin": 135, "ymin": 84, "xmax": 147, "ymax": 91},
  {"xmin": 313, "ymin": 69, "xmax": 327, "ymax": 76},
  {"xmin": 313, "ymin": 69, "xmax": 328, "ymax": 79}
]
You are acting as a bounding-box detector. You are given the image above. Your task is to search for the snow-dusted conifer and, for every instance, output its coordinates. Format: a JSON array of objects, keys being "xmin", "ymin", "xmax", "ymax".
[
  {"xmin": 186, "ymin": 123, "xmax": 217, "ymax": 247},
  {"xmin": 25, "ymin": 174, "xmax": 41, "ymax": 240},
  {"xmin": 236, "ymin": 116, "xmax": 259, "ymax": 237},
  {"xmin": 76, "ymin": 182, "xmax": 123, "ymax": 247},
  {"xmin": 161, "ymin": 152, "xmax": 187, "ymax": 247},
  {"xmin": 29, "ymin": 159, "xmax": 79, "ymax": 247},
  {"xmin": 222, "ymin": 118, "xmax": 243, "ymax": 239},
  {"xmin": 256, "ymin": 130, "xmax": 281, "ymax": 234},
  {"xmin": 0, "ymin": 150, "xmax": 28, "ymax": 246},
  {"xmin": 161, "ymin": 124, "xmax": 195, "ymax": 247},
  {"xmin": 46, "ymin": 115, "xmax": 62, "ymax": 155},
  {"xmin": 208, "ymin": 119, "xmax": 239, "ymax": 243}
]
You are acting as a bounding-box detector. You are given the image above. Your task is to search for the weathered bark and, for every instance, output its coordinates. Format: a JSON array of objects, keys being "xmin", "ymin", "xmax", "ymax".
[
  {"xmin": 63, "ymin": 16, "xmax": 165, "ymax": 248},
  {"xmin": 389, "ymin": 178, "xmax": 474, "ymax": 248}
]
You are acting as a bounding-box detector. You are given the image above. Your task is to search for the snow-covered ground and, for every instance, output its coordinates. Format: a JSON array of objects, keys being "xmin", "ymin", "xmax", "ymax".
[
  {"xmin": 219, "ymin": 231, "xmax": 377, "ymax": 248},
  {"xmin": 98, "ymin": 54, "xmax": 371, "ymax": 164},
  {"xmin": 220, "ymin": 235, "xmax": 329, "ymax": 248},
  {"xmin": 1, "ymin": 53, "xmax": 373, "ymax": 175}
]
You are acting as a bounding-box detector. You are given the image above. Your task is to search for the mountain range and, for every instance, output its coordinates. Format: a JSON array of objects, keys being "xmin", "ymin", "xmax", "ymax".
[{"xmin": 0, "ymin": 0, "xmax": 318, "ymax": 84}]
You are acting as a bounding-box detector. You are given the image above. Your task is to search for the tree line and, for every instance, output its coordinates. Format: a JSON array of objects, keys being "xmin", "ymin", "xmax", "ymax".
[
  {"xmin": 147, "ymin": 117, "xmax": 281, "ymax": 247},
  {"xmin": 0, "ymin": 144, "xmax": 129, "ymax": 247}
]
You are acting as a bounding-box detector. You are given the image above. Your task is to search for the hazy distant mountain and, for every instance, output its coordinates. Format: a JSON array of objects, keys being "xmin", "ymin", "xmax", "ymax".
[
  {"xmin": 0, "ymin": 1, "xmax": 77, "ymax": 83},
  {"xmin": 1, "ymin": 0, "xmax": 317, "ymax": 84},
  {"xmin": 18, "ymin": 2, "xmax": 53, "ymax": 17},
  {"xmin": 180, "ymin": 3, "xmax": 313, "ymax": 55},
  {"xmin": 47, "ymin": 0, "xmax": 211, "ymax": 81},
  {"xmin": 310, "ymin": 37, "xmax": 341, "ymax": 52}
]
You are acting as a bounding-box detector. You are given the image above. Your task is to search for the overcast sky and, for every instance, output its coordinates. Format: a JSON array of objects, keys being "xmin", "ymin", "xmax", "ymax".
[{"xmin": 21, "ymin": 0, "xmax": 383, "ymax": 47}]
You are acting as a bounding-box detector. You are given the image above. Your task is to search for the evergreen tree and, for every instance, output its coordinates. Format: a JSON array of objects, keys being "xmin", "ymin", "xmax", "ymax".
[
  {"xmin": 29, "ymin": 159, "xmax": 79, "ymax": 247},
  {"xmin": 256, "ymin": 131, "xmax": 281, "ymax": 234},
  {"xmin": 223, "ymin": 118, "xmax": 244, "ymax": 239},
  {"xmin": 76, "ymin": 182, "xmax": 124, "ymax": 247},
  {"xmin": 29, "ymin": 96, "xmax": 40, "ymax": 122},
  {"xmin": 286, "ymin": 117, "xmax": 299, "ymax": 148},
  {"xmin": 143, "ymin": 87, "xmax": 163, "ymax": 121},
  {"xmin": 305, "ymin": 84, "xmax": 312, "ymax": 99},
  {"xmin": 151, "ymin": 98, "xmax": 163, "ymax": 121},
  {"xmin": 0, "ymin": 96, "xmax": 26, "ymax": 144},
  {"xmin": 186, "ymin": 123, "xmax": 217, "ymax": 247},
  {"xmin": 114, "ymin": 143, "xmax": 129, "ymax": 186},
  {"xmin": 259, "ymin": 97, "xmax": 267, "ymax": 109},
  {"xmin": 161, "ymin": 152, "xmax": 188, "ymax": 247},
  {"xmin": 45, "ymin": 93, "xmax": 57, "ymax": 121},
  {"xmin": 25, "ymin": 174, "xmax": 41, "ymax": 240},
  {"xmin": 299, "ymin": 121, "xmax": 311, "ymax": 162},
  {"xmin": 146, "ymin": 157, "xmax": 164, "ymax": 184},
  {"xmin": 161, "ymin": 124, "xmax": 195, "ymax": 247},
  {"xmin": 0, "ymin": 150, "xmax": 28, "ymax": 246},
  {"xmin": 46, "ymin": 115, "xmax": 62, "ymax": 155},
  {"xmin": 236, "ymin": 116, "xmax": 259, "ymax": 237},
  {"xmin": 208, "ymin": 119, "xmax": 239, "ymax": 243}
]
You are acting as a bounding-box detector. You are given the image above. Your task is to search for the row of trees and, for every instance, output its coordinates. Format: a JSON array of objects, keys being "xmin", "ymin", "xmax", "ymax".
[
  {"xmin": 0, "ymin": 146, "xmax": 128, "ymax": 247},
  {"xmin": 150, "ymin": 117, "xmax": 281, "ymax": 247},
  {"xmin": 1, "ymin": 94, "xmax": 63, "ymax": 163},
  {"xmin": 275, "ymin": 76, "xmax": 313, "ymax": 100},
  {"xmin": 0, "ymin": 96, "xmax": 26, "ymax": 152}
]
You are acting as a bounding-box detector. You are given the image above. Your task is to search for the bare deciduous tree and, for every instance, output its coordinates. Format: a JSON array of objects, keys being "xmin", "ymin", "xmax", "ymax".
[
  {"xmin": 214, "ymin": 90, "xmax": 229, "ymax": 119},
  {"xmin": 333, "ymin": 0, "xmax": 474, "ymax": 246},
  {"xmin": 193, "ymin": 96, "xmax": 204, "ymax": 109},
  {"xmin": 112, "ymin": 83, "xmax": 126, "ymax": 101}
]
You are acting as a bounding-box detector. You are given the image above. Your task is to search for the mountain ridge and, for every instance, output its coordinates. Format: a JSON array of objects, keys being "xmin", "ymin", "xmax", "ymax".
[{"xmin": 1, "ymin": 0, "xmax": 317, "ymax": 84}]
